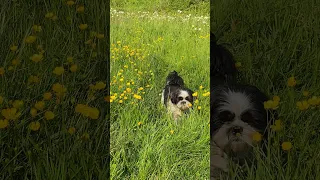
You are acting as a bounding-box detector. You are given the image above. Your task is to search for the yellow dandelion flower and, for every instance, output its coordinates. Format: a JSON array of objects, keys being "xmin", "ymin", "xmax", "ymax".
[
  {"xmin": 146, "ymin": 85, "xmax": 151, "ymax": 88},
  {"xmin": 53, "ymin": 66, "xmax": 65, "ymax": 75},
  {"xmin": 281, "ymin": 141, "xmax": 292, "ymax": 151},
  {"xmin": 195, "ymin": 99, "xmax": 199, "ymax": 104},
  {"xmin": 188, "ymin": 103, "xmax": 192, "ymax": 107},
  {"xmin": 138, "ymin": 87, "xmax": 144, "ymax": 91},
  {"xmin": 138, "ymin": 122, "xmax": 143, "ymax": 126},
  {"xmin": 1, "ymin": 108, "xmax": 21, "ymax": 120},
  {"xmin": 252, "ymin": 132, "xmax": 262, "ymax": 142},
  {"xmin": 76, "ymin": 5, "xmax": 85, "ymax": 13},
  {"xmin": 303, "ymin": 90, "xmax": 309, "ymax": 97},
  {"xmin": 66, "ymin": 0, "xmax": 75, "ymax": 6},
  {"xmin": 133, "ymin": 94, "xmax": 142, "ymax": 100},
  {"xmin": 0, "ymin": 119, "xmax": 9, "ymax": 129},
  {"xmin": 70, "ymin": 64, "xmax": 78, "ymax": 72},
  {"xmin": 35, "ymin": 101, "xmax": 45, "ymax": 111},
  {"xmin": 28, "ymin": 75, "xmax": 40, "ymax": 84},
  {"xmin": 271, "ymin": 119, "xmax": 282, "ymax": 131},
  {"xmin": 45, "ymin": 12, "xmax": 54, "ymax": 19},
  {"xmin": 8, "ymin": 66, "xmax": 14, "ymax": 71},
  {"xmin": 52, "ymin": 83, "xmax": 67, "ymax": 94},
  {"xmin": 273, "ymin": 96, "xmax": 280, "ymax": 102},
  {"xmin": 30, "ymin": 53, "xmax": 43, "ymax": 62},
  {"xmin": 308, "ymin": 96, "xmax": 318, "ymax": 106},
  {"xmin": 10, "ymin": 45, "xmax": 18, "ymax": 51},
  {"xmin": 96, "ymin": 33, "xmax": 104, "ymax": 39},
  {"xmin": 296, "ymin": 101, "xmax": 309, "ymax": 110},
  {"xmin": 25, "ymin": 35, "xmax": 37, "ymax": 44},
  {"xmin": 44, "ymin": 111, "xmax": 55, "ymax": 120},
  {"xmin": 11, "ymin": 59, "xmax": 20, "ymax": 66},
  {"xmin": 119, "ymin": 100, "xmax": 123, "ymax": 104},
  {"xmin": 79, "ymin": 24, "xmax": 88, "ymax": 30},
  {"xmin": 32, "ymin": 25, "xmax": 42, "ymax": 32},
  {"xmin": 192, "ymin": 92, "xmax": 198, "ymax": 97},
  {"xmin": 202, "ymin": 92, "xmax": 210, "ymax": 97},
  {"xmin": 30, "ymin": 108, "xmax": 37, "ymax": 117},
  {"xmin": 81, "ymin": 133, "xmax": 90, "ymax": 140},
  {"xmin": 68, "ymin": 127, "xmax": 76, "ymax": 135},
  {"xmin": 67, "ymin": 56, "xmax": 73, "ymax": 63},
  {"xmin": 197, "ymin": 106, "xmax": 201, "ymax": 110},
  {"xmin": 170, "ymin": 130, "xmax": 174, "ymax": 134},
  {"xmin": 94, "ymin": 81, "xmax": 106, "ymax": 90},
  {"xmin": 43, "ymin": 92, "xmax": 53, "ymax": 100},
  {"xmin": 287, "ymin": 76, "xmax": 297, "ymax": 87},
  {"xmin": 199, "ymin": 85, "xmax": 203, "ymax": 90},
  {"xmin": 29, "ymin": 121, "xmax": 40, "ymax": 131},
  {"xmin": 12, "ymin": 100, "xmax": 24, "ymax": 109},
  {"xmin": 0, "ymin": 67, "xmax": 4, "ymax": 75}
]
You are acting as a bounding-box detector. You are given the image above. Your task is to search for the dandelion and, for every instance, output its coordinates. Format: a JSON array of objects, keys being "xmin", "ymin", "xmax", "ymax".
[
  {"xmin": 25, "ymin": 36, "xmax": 37, "ymax": 44},
  {"xmin": 195, "ymin": 99, "xmax": 199, "ymax": 104},
  {"xmin": 303, "ymin": 90, "xmax": 309, "ymax": 97},
  {"xmin": 29, "ymin": 121, "xmax": 40, "ymax": 131},
  {"xmin": 188, "ymin": 103, "xmax": 192, "ymax": 107},
  {"xmin": 45, "ymin": 12, "xmax": 54, "ymax": 19},
  {"xmin": 1, "ymin": 108, "xmax": 21, "ymax": 120},
  {"xmin": 66, "ymin": 0, "xmax": 75, "ymax": 6},
  {"xmin": 202, "ymin": 92, "xmax": 210, "ymax": 97},
  {"xmin": 70, "ymin": 64, "xmax": 78, "ymax": 72},
  {"xmin": 199, "ymin": 85, "xmax": 203, "ymax": 90},
  {"xmin": 138, "ymin": 122, "xmax": 142, "ymax": 126},
  {"xmin": 30, "ymin": 53, "xmax": 43, "ymax": 62},
  {"xmin": 282, "ymin": 141, "xmax": 292, "ymax": 151},
  {"xmin": 68, "ymin": 127, "xmax": 76, "ymax": 135},
  {"xmin": 10, "ymin": 45, "xmax": 18, "ymax": 51},
  {"xmin": 43, "ymin": 92, "xmax": 52, "ymax": 100},
  {"xmin": 11, "ymin": 59, "xmax": 20, "ymax": 66},
  {"xmin": 273, "ymin": 96, "xmax": 280, "ymax": 102},
  {"xmin": 67, "ymin": 56, "xmax": 73, "ymax": 63},
  {"xmin": 28, "ymin": 75, "xmax": 40, "ymax": 84},
  {"xmin": 271, "ymin": 119, "xmax": 282, "ymax": 131},
  {"xmin": 170, "ymin": 130, "xmax": 174, "ymax": 134},
  {"xmin": 118, "ymin": 100, "xmax": 123, "ymax": 104},
  {"xmin": 96, "ymin": 33, "xmax": 104, "ymax": 39},
  {"xmin": 53, "ymin": 66, "xmax": 65, "ymax": 76},
  {"xmin": 192, "ymin": 92, "xmax": 198, "ymax": 97},
  {"xmin": 0, "ymin": 67, "xmax": 4, "ymax": 75},
  {"xmin": 76, "ymin": 5, "xmax": 85, "ymax": 13},
  {"xmin": 52, "ymin": 83, "xmax": 67, "ymax": 96},
  {"xmin": 252, "ymin": 132, "xmax": 262, "ymax": 142},
  {"xmin": 30, "ymin": 108, "xmax": 37, "ymax": 117},
  {"xmin": 0, "ymin": 119, "xmax": 9, "ymax": 129},
  {"xmin": 197, "ymin": 106, "xmax": 201, "ymax": 110},
  {"xmin": 264, "ymin": 99, "xmax": 279, "ymax": 110},
  {"xmin": 307, "ymin": 96, "xmax": 318, "ymax": 106},
  {"xmin": 296, "ymin": 101, "xmax": 309, "ymax": 110},
  {"xmin": 79, "ymin": 24, "xmax": 88, "ymax": 30},
  {"xmin": 133, "ymin": 94, "xmax": 142, "ymax": 100},
  {"xmin": 93, "ymin": 81, "xmax": 106, "ymax": 90},
  {"xmin": 44, "ymin": 111, "xmax": 55, "ymax": 120},
  {"xmin": 81, "ymin": 133, "xmax": 90, "ymax": 140},
  {"xmin": 12, "ymin": 100, "xmax": 24, "ymax": 109},
  {"xmin": 35, "ymin": 101, "xmax": 45, "ymax": 110},
  {"xmin": 138, "ymin": 87, "xmax": 144, "ymax": 91},
  {"xmin": 287, "ymin": 76, "xmax": 297, "ymax": 87},
  {"xmin": 32, "ymin": 25, "xmax": 42, "ymax": 32}
]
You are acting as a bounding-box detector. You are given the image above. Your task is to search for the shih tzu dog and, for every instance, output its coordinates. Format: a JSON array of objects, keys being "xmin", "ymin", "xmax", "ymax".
[
  {"xmin": 161, "ymin": 71, "xmax": 194, "ymax": 120},
  {"xmin": 210, "ymin": 33, "xmax": 277, "ymax": 179}
]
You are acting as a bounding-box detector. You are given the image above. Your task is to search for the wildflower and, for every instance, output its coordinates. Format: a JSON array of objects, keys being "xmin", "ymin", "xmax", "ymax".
[
  {"xmin": 68, "ymin": 127, "xmax": 76, "ymax": 135},
  {"xmin": 75, "ymin": 104, "xmax": 99, "ymax": 119},
  {"xmin": 192, "ymin": 92, "xmax": 198, "ymax": 97},
  {"xmin": 30, "ymin": 53, "xmax": 43, "ymax": 62},
  {"xmin": 28, "ymin": 75, "xmax": 40, "ymax": 84},
  {"xmin": 52, "ymin": 83, "xmax": 67, "ymax": 95},
  {"xmin": 133, "ymin": 94, "xmax": 142, "ymax": 100},
  {"xmin": 76, "ymin": 5, "xmax": 85, "ymax": 13},
  {"xmin": 271, "ymin": 119, "xmax": 282, "ymax": 131},
  {"xmin": 10, "ymin": 45, "xmax": 18, "ymax": 51},
  {"xmin": 170, "ymin": 130, "xmax": 174, "ymax": 134},
  {"xmin": 30, "ymin": 108, "xmax": 37, "ymax": 117},
  {"xmin": 35, "ymin": 101, "xmax": 45, "ymax": 110},
  {"xmin": 66, "ymin": 0, "xmax": 75, "ymax": 6},
  {"xmin": 25, "ymin": 36, "xmax": 37, "ymax": 44},
  {"xmin": 118, "ymin": 100, "xmax": 123, "ymax": 104},
  {"xmin": 199, "ymin": 85, "xmax": 203, "ymax": 90},
  {"xmin": 12, "ymin": 100, "xmax": 24, "ymax": 109},
  {"xmin": 202, "ymin": 92, "xmax": 210, "ymax": 97},
  {"xmin": 79, "ymin": 24, "xmax": 88, "ymax": 30},
  {"xmin": 96, "ymin": 33, "xmax": 104, "ymax": 39},
  {"xmin": 264, "ymin": 100, "xmax": 279, "ymax": 110},
  {"xmin": 197, "ymin": 106, "xmax": 201, "ymax": 110},
  {"xmin": 29, "ymin": 121, "xmax": 40, "ymax": 131},
  {"xmin": 0, "ymin": 67, "xmax": 4, "ymax": 75},
  {"xmin": 296, "ymin": 101, "xmax": 309, "ymax": 110},
  {"xmin": 70, "ymin": 64, "xmax": 78, "ymax": 72},
  {"xmin": 138, "ymin": 87, "xmax": 144, "ymax": 91},
  {"xmin": 53, "ymin": 66, "xmax": 65, "ymax": 76},
  {"xmin": 67, "ymin": 56, "xmax": 73, "ymax": 63},
  {"xmin": 287, "ymin": 76, "xmax": 297, "ymax": 87},
  {"xmin": 11, "ymin": 59, "xmax": 20, "ymax": 66},
  {"xmin": 138, "ymin": 122, "xmax": 142, "ymax": 126},
  {"xmin": 0, "ymin": 119, "xmax": 8, "ymax": 129},
  {"xmin": 282, "ymin": 141, "xmax": 292, "ymax": 151},
  {"xmin": 252, "ymin": 132, "xmax": 262, "ymax": 142},
  {"xmin": 44, "ymin": 111, "xmax": 55, "ymax": 120},
  {"xmin": 45, "ymin": 12, "xmax": 54, "ymax": 19},
  {"xmin": 273, "ymin": 96, "xmax": 280, "ymax": 102},
  {"xmin": 1, "ymin": 108, "xmax": 21, "ymax": 120},
  {"xmin": 307, "ymin": 96, "xmax": 318, "ymax": 106},
  {"xmin": 195, "ymin": 99, "xmax": 199, "ymax": 104},
  {"xmin": 126, "ymin": 88, "xmax": 132, "ymax": 93},
  {"xmin": 188, "ymin": 103, "xmax": 192, "ymax": 107},
  {"xmin": 94, "ymin": 81, "xmax": 106, "ymax": 90},
  {"xmin": 43, "ymin": 92, "xmax": 52, "ymax": 100},
  {"xmin": 303, "ymin": 91, "xmax": 309, "ymax": 97},
  {"xmin": 146, "ymin": 85, "xmax": 151, "ymax": 88},
  {"xmin": 32, "ymin": 25, "xmax": 42, "ymax": 32},
  {"xmin": 81, "ymin": 133, "xmax": 90, "ymax": 140}
]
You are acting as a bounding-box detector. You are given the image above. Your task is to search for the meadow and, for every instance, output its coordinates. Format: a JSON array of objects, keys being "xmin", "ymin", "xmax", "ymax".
[
  {"xmin": 110, "ymin": 2, "xmax": 211, "ymax": 179},
  {"xmin": 212, "ymin": 0, "xmax": 320, "ymax": 179},
  {"xmin": 0, "ymin": 1, "xmax": 108, "ymax": 179}
]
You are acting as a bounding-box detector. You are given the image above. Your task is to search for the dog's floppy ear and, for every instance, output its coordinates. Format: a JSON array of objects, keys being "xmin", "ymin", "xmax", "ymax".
[{"xmin": 170, "ymin": 91, "xmax": 179, "ymax": 104}]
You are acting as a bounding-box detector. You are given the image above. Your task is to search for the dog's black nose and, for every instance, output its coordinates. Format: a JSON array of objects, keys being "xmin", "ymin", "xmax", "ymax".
[
  {"xmin": 231, "ymin": 126, "xmax": 243, "ymax": 134},
  {"xmin": 181, "ymin": 101, "xmax": 186, "ymax": 105}
]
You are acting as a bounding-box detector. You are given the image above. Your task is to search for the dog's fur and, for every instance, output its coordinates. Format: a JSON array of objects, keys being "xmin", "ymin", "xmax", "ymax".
[
  {"xmin": 210, "ymin": 33, "xmax": 277, "ymax": 179},
  {"xmin": 161, "ymin": 71, "xmax": 194, "ymax": 120}
]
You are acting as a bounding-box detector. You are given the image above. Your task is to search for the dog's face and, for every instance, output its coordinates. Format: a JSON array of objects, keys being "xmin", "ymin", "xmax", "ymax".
[
  {"xmin": 171, "ymin": 89, "xmax": 194, "ymax": 111},
  {"xmin": 211, "ymin": 85, "xmax": 270, "ymax": 156}
]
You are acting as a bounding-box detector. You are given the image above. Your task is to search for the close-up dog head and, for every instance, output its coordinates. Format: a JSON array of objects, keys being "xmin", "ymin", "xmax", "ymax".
[{"xmin": 170, "ymin": 88, "xmax": 194, "ymax": 111}]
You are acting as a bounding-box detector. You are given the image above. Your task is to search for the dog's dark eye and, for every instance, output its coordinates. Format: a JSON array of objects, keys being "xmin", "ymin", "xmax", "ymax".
[
  {"xmin": 241, "ymin": 111, "xmax": 254, "ymax": 123},
  {"xmin": 178, "ymin": 97, "xmax": 183, "ymax": 101},
  {"xmin": 218, "ymin": 110, "xmax": 235, "ymax": 122}
]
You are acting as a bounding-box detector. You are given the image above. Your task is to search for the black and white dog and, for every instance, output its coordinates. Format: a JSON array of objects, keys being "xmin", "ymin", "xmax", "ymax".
[
  {"xmin": 210, "ymin": 33, "xmax": 277, "ymax": 179},
  {"xmin": 161, "ymin": 71, "xmax": 194, "ymax": 120}
]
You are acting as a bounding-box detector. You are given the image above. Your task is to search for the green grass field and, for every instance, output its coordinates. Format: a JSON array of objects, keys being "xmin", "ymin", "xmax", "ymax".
[
  {"xmin": 212, "ymin": 0, "xmax": 320, "ymax": 179},
  {"xmin": 110, "ymin": 1, "xmax": 210, "ymax": 179},
  {"xmin": 0, "ymin": 1, "xmax": 108, "ymax": 179}
]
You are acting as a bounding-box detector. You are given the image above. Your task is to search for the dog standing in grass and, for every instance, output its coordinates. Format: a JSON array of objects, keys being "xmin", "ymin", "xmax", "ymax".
[
  {"xmin": 161, "ymin": 71, "xmax": 195, "ymax": 120},
  {"xmin": 210, "ymin": 33, "xmax": 277, "ymax": 179}
]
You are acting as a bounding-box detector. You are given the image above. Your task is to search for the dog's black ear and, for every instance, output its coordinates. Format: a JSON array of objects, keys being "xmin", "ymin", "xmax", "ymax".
[{"xmin": 170, "ymin": 91, "xmax": 179, "ymax": 104}]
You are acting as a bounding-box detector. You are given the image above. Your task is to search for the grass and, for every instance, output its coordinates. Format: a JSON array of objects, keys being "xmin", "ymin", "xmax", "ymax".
[
  {"xmin": 212, "ymin": 0, "xmax": 320, "ymax": 179},
  {"xmin": 0, "ymin": 0, "xmax": 109, "ymax": 179},
  {"xmin": 110, "ymin": 3, "xmax": 210, "ymax": 180}
]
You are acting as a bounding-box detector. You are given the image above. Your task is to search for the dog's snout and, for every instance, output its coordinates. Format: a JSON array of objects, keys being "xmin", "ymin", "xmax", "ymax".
[
  {"xmin": 181, "ymin": 101, "xmax": 186, "ymax": 105},
  {"xmin": 231, "ymin": 126, "xmax": 243, "ymax": 134}
]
